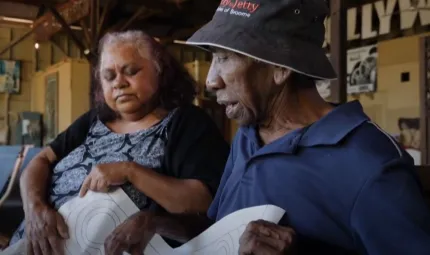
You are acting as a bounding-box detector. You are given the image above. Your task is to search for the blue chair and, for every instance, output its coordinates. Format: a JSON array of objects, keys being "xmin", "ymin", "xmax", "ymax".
[
  {"xmin": 0, "ymin": 146, "xmax": 41, "ymax": 236},
  {"xmin": 0, "ymin": 146, "xmax": 23, "ymax": 195}
]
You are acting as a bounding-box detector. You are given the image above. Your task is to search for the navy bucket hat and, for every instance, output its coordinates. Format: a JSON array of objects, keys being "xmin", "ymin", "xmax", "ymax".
[{"xmin": 186, "ymin": 0, "xmax": 336, "ymax": 80}]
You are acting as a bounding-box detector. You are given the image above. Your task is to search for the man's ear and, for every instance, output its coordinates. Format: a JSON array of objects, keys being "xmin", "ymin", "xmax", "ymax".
[{"xmin": 273, "ymin": 67, "xmax": 292, "ymax": 86}]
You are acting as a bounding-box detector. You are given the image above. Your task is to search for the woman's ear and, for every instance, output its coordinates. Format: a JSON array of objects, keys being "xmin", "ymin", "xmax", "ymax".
[{"xmin": 273, "ymin": 67, "xmax": 292, "ymax": 86}]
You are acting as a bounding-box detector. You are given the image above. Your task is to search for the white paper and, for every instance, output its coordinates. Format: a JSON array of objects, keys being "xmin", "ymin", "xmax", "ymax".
[
  {"xmin": 1, "ymin": 190, "xmax": 285, "ymax": 255},
  {"xmin": 1, "ymin": 189, "xmax": 139, "ymax": 255},
  {"xmin": 59, "ymin": 190, "xmax": 140, "ymax": 254},
  {"xmin": 143, "ymin": 204, "xmax": 285, "ymax": 255}
]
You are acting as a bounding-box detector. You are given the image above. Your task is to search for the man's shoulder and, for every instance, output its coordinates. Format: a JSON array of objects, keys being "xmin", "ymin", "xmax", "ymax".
[
  {"xmin": 341, "ymin": 120, "xmax": 415, "ymax": 179},
  {"xmin": 348, "ymin": 121, "xmax": 406, "ymax": 162}
]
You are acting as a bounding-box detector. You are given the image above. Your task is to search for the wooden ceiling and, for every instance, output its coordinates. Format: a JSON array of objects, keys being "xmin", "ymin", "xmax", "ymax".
[{"xmin": 0, "ymin": 0, "xmax": 219, "ymax": 40}]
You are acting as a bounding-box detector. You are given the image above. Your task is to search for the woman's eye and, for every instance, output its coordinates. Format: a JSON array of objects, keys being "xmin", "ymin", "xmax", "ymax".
[
  {"xmin": 103, "ymin": 71, "xmax": 116, "ymax": 81},
  {"xmin": 125, "ymin": 68, "xmax": 140, "ymax": 76}
]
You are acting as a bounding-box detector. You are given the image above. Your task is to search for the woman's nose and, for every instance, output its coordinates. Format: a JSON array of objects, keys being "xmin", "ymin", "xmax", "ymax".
[{"xmin": 113, "ymin": 75, "xmax": 129, "ymax": 89}]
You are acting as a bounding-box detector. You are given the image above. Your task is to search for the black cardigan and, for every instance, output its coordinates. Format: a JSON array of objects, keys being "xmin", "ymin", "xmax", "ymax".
[{"xmin": 49, "ymin": 105, "xmax": 230, "ymax": 197}]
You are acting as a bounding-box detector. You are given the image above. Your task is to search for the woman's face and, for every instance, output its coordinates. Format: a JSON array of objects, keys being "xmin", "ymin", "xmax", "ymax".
[{"xmin": 99, "ymin": 43, "xmax": 159, "ymax": 117}]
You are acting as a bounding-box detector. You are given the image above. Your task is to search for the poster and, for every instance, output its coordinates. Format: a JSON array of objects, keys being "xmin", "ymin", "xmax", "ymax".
[
  {"xmin": 0, "ymin": 60, "xmax": 21, "ymax": 93},
  {"xmin": 347, "ymin": 45, "xmax": 377, "ymax": 94}
]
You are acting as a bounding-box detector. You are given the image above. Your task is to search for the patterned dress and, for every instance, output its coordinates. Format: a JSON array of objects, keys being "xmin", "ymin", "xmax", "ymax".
[{"xmin": 10, "ymin": 109, "xmax": 177, "ymax": 244}]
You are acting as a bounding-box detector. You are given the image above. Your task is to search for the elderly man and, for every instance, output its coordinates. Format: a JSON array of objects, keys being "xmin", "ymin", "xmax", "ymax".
[{"xmin": 105, "ymin": 0, "xmax": 430, "ymax": 254}]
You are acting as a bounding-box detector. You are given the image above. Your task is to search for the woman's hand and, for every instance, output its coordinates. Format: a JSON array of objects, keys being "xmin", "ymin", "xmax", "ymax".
[
  {"xmin": 79, "ymin": 162, "xmax": 135, "ymax": 197},
  {"xmin": 25, "ymin": 203, "xmax": 69, "ymax": 255},
  {"xmin": 239, "ymin": 220, "xmax": 296, "ymax": 255},
  {"xmin": 104, "ymin": 211, "xmax": 155, "ymax": 255}
]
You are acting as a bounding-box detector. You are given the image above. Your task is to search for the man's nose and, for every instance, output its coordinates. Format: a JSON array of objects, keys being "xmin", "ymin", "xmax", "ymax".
[{"xmin": 205, "ymin": 63, "xmax": 224, "ymax": 92}]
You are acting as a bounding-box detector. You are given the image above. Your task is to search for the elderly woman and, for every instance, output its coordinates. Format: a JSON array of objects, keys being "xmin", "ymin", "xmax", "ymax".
[{"xmin": 10, "ymin": 30, "xmax": 229, "ymax": 254}]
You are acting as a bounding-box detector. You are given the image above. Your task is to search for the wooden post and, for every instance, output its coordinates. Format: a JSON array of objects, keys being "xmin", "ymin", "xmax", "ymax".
[
  {"xmin": 89, "ymin": 0, "xmax": 99, "ymax": 107},
  {"xmin": 329, "ymin": 0, "xmax": 347, "ymax": 104},
  {"xmin": 420, "ymin": 37, "xmax": 430, "ymax": 165}
]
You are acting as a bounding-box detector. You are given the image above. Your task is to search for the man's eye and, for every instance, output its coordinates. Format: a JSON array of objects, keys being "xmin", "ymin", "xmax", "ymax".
[{"xmin": 217, "ymin": 55, "xmax": 228, "ymax": 62}]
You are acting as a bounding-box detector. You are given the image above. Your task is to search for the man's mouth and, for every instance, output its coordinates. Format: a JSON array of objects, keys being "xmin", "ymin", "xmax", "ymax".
[
  {"xmin": 218, "ymin": 100, "xmax": 239, "ymax": 117},
  {"xmin": 217, "ymin": 100, "xmax": 238, "ymax": 107}
]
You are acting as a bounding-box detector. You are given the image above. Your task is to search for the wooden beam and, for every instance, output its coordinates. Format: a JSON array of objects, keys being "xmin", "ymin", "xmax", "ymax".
[
  {"xmin": 0, "ymin": 0, "xmax": 55, "ymax": 5},
  {"xmin": 0, "ymin": 28, "xmax": 34, "ymax": 56},
  {"xmin": 120, "ymin": 6, "xmax": 148, "ymax": 31},
  {"xmin": 80, "ymin": 19, "xmax": 92, "ymax": 48},
  {"xmin": 121, "ymin": 0, "xmax": 179, "ymax": 11},
  {"xmin": 33, "ymin": 0, "xmax": 90, "ymax": 41},
  {"xmin": 46, "ymin": 4, "xmax": 91, "ymax": 61},
  {"xmin": 329, "ymin": 0, "xmax": 347, "ymax": 104},
  {"xmin": 90, "ymin": 0, "xmax": 98, "ymax": 51},
  {"xmin": 97, "ymin": 0, "xmax": 113, "ymax": 36},
  {"xmin": 420, "ymin": 36, "xmax": 430, "ymax": 165}
]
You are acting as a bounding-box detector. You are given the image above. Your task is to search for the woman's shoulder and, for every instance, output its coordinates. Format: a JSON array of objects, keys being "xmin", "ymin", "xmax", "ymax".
[{"xmin": 170, "ymin": 104, "xmax": 217, "ymax": 128}]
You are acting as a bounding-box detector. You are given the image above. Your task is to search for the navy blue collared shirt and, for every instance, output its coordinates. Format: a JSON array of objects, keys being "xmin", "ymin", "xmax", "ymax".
[{"xmin": 208, "ymin": 101, "xmax": 430, "ymax": 254}]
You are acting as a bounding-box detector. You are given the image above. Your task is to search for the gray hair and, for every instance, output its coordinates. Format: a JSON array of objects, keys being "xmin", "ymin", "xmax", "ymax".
[
  {"xmin": 94, "ymin": 30, "xmax": 197, "ymax": 122},
  {"xmin": 97, "ymin": 30, "xmax": 161, "ymax": 74}
]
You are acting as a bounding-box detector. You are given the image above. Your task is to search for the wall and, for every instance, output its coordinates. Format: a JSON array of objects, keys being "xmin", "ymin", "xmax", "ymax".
[
  {"xmin": 348, "ymin": 33, "xmax": 427, "ymax": 164},
  {"xmin": 0, "ymin": 24, "xmax": 84, "ymax": 144},
  {"xmin": 31, "ymin": 59, "xmax": 90, "ymax": 134},
  {"xmin": 71, "ymin": 60, "xmax": 90, "ymax": 124},
  {"xmin": 350, "ymin": 35, "xmax": 421, "ymax": 133}
]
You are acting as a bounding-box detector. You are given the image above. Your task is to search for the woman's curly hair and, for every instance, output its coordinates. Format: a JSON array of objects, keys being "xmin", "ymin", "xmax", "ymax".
[{"xmin": 94, "ymin": 30, "xmax": 197, "ymax": 121}]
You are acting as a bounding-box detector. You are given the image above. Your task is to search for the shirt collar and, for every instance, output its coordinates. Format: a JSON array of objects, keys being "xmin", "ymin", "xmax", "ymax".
[
  {"xmin": 240, "ymin": 100, "xmax": 369, "ymax": 155},
  {"xmin": 298, "ymin": 100, "xmax": 369, "ymax": 147}
]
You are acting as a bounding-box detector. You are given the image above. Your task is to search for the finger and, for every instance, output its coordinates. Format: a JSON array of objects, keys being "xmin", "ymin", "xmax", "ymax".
[
  {"xmin": 38, "ymin": 238, "xmax": 51, "ymax": 255},
  {"xmin": 47, "ymin": 236, "xmax": 63, "ymax": 255},
  {"xmin": 26, "ymin": 239, "xmax": 34, "ymax": 255},
  {"xmin": 254, "ymin": 234, "xmax": 293, "ymax": 252},
  {"xmin": 31, "ymin": 241, "xmax": 42, "ymax": 255},
  {"xmin": 55, "ymin": 214, "xmax": 69, "ymax": 239},
  {"xmin": 129, "ymin": 244, "xmax": 142, "ymax": 255},
  {"xmin": 240, "ymin": 237, "xmax": 280, "ymax": 255},
  {"xmin": 89, "ymin": 178, "xmax": 99, "ymax": 192},
  {"xmin": 254, "ymin": 220, "xmax": 294, "ymax": 240},
  {"xmin": 79, "ymin": 177, "xmax": 91, "ymax": 197},
  {"xmin": 243, "ymin": 221, "xmax": 276, "ymax": 240},
  {"xmin": 96, "ymin": 179, "xmax": 109, "ymax": 193},
  {"xmin": 105, "ymin": 237, "xmax": 127, "ymax": 255},
  {"xmin": 130, "ymin": 231, "xmax": 155, "ymax": 255}
]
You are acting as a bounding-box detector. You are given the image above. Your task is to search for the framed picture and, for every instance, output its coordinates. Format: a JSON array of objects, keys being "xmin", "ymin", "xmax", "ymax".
[
  {"xmin": 0, "ymin": 60, "xmax": 21, "ymax": 93},
  {"xmin": 347, "ymin": 45, "xmax": 378, "ymax": 94},
  {"xmin": 44, "ymin": 72, "xmax": 59, "ymax": 144}
]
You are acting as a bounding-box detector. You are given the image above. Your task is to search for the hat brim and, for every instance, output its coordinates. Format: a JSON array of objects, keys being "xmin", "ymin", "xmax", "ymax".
[{"xmin": 186, "ymin": 20, "xmax": 337, "ymax": 81}]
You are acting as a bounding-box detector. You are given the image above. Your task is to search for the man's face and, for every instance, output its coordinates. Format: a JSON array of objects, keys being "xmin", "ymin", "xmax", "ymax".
[{"xmin": 206, "ymin": 48, "xmax": 277, "ymax": 125}]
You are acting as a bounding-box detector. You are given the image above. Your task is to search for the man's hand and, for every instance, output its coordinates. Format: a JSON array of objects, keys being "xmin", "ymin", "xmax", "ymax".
[
  {"xmin": 104, "ymin": 211, "xmax": 155, "ymax": 255},
  {"xmin": 239, "ymin": 220, "xmax": 295, "ymax": 255},
  {"xmin": 25, "ymin": 203, "xmax": 69, "ymax": 255},
  {"xmin": 79, "ymin": 162, "xmax": 135, "ymax": 197}
]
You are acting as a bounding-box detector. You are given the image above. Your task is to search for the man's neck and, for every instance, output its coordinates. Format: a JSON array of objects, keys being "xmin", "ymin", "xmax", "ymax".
[{"xmin": 258, "ymin": 88, "xmax": 334, "ymax": 145}]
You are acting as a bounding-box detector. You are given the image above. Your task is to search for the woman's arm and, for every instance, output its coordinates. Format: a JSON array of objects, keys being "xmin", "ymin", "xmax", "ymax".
[
  {"xmin": 20, "ymin": 147, "xmax": 57, "ymax": 213},
  {"xmin": 20, "ymin": 109, "xmax": 96, "ymax": 211},
  {"xmin": 104, "ymin": 210, "xmax": 214, "ymax": 255},
  {"xmin": 162, "ymin": 105, "xmax": 230, "ymax": 212},
  {"xmin": 127, "ymin": 163, "xmax": 212, "ymax": 213}
]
